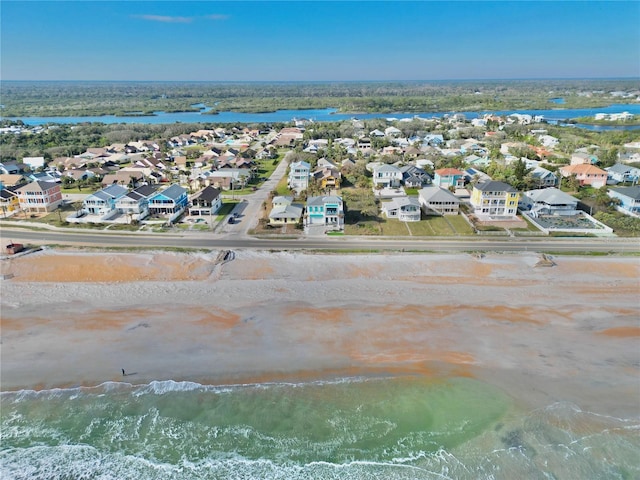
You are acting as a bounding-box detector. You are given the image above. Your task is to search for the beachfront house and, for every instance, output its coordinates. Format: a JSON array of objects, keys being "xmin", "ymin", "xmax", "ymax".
[
  {"xmin": 83, "ymin": 184, "xmax": 128, "ymax": 216},
  {"xmin": 189, "ymin": 186, "xmax": 222, "ymax": 216},
  {"xmin": 16, "ymin": 180, "xmax": 63, "ymax": 213},
  {"xmin": 418, "ymin": 186, "xmax": 461, "ymax": 215},
  {"xmin": 148, "ymin": 184, "xmax": 188, "ymax": 216},
  {"xmin": 305, "ymin": 195, "xmax": 344, "ymax": 229},
  {"xmin": 0, "ymin": 187, "xmax": 20, "ymax": 216},
  {"xmin": 608, "ymin": 186, "xmax": 640, "ymax": 216},
  {"xmin": 520, "ymin": 188, "xmax": 579, "ymax": 216},
  {"xmin": 115, "ymin": 184, "xmax": 158, "ymax": 222},
  {"xmin": 470, "ymin": 180, "xmax": 519, "ymax": 218},
  {"xmin": 380, "ymin": 196, "xmax": 421, "ymax": 221},
  {"xmin": 269, "ymin": 196, "xmax": 304, "ymax": 226}
]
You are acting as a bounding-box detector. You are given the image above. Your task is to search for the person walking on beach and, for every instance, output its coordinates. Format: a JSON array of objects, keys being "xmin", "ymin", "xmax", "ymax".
[{"xmin": 122, "ymin": 368, "xmax": 126, "ymax": 376}]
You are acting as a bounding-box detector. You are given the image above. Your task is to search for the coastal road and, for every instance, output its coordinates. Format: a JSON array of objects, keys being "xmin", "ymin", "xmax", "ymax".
[{"xmin": 1, "ymin": 227, "xmax": 638, "ymax": 254}]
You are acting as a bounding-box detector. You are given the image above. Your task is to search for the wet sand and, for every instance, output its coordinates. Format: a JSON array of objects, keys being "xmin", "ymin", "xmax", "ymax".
[{"xmin": 1, "ymin": 249, "xmax": 639, "ymax": 418}]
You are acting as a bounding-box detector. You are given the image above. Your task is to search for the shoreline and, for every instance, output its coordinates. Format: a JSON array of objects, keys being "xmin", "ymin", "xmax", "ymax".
[{"xmin": 1, "ymin": 249, "xmax": 639, "ymax": 418}]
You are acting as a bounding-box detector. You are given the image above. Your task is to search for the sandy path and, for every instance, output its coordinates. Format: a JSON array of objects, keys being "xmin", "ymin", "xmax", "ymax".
[{"xmin": 1, "ymin": 249, "xmax": 639, "ymax": 417}]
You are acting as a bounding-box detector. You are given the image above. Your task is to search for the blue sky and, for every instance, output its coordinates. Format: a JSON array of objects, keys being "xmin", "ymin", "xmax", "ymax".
[{"xmin": 2, "ymin": 1, "xmax": 639, "ymax": 81}]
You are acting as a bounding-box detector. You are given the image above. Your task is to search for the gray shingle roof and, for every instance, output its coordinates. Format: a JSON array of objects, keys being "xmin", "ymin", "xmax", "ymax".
[
  {"xmin": 610, "ymin": 186, "xmax": 640, "ymax": 200},
  {"xmin": 418, "ymin": 186, "xmax": 460, "ymax": 203},
  {"xmin": 475, "ymin": 180, "xmax": 518, "ymax": 193}
]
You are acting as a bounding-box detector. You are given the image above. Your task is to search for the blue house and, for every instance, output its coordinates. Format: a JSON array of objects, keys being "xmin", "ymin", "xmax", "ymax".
[
  {"xmin": 306, "ymin": 195, "xmax": 344, "ymax": 229},
  {"xmin": 83, "ymin": 184, "xmax": 128, "ymax": 215},
  {"xmin": 608, "ymin": 186, "xmax": 640, "ymax": 216},
  {"xmin": 148, "ymin": 184, "xmax": 188, "ymax": 215},
  {"xmin": 423, "ymin": 134, "xmax": 444, "ymax": 146}
]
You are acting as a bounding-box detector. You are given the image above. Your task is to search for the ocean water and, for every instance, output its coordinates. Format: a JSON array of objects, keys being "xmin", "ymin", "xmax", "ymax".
[{"xmin": 1, "ymin": 376, "xmax": 638, "ymax": 480}]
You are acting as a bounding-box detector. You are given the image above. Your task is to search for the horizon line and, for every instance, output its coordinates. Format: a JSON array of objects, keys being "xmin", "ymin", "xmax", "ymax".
[{"xmin": 2, "ymin": 77, "xmax": 639, "ymax": 84}]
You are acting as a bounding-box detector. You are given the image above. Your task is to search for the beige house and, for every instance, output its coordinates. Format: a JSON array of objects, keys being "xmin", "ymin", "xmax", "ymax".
[{"xmin": 17, "ymin": 180, "xmax": 63, "ymax": 213}]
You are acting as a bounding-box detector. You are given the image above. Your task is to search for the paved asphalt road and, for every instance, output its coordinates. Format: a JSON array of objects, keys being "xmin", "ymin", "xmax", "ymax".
[{"xmin": 1, "ymin": 226, "xmax": 638, "ymax": 254}]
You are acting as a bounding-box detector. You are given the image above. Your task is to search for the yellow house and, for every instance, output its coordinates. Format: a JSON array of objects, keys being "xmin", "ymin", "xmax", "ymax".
[
  {"xmin": 471, "ymin": 180, "xmax": 519, "ymax": 218},
  {"xmin": 313, "ymin": 167, "xmax": 341, "ymax": 190},
  {"xmin": 0, "ymin": 188, "xmax": 20, "ymax": 216}
]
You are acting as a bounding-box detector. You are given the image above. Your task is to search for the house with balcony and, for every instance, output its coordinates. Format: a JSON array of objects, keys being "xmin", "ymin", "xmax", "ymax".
[
  {"xmin": 520, "ymin": 188, "xmax": 579, "ymax": 217},
  {"xmin": 559, "ymin": 164, "xmax": 608, "ymax": 188},
  {"xmin": 313, "ymin": 166, "xmax": 341, "ymax": 190},
  {"xmin": 115, "ymin": 184, "xmax": 158, "ymax": 222},
  {"xmin": 433, "ymin": 168, "xmax": 466, "ymax": 189},
  {"xmin": 606, "ymin": 163, "xmax": 640, "ymax": 185},
  {"xmin": 148, "ymin": 184, "xmax": 188, "ymax": 216},
  {"xmin": 530, "ymin": 166, "xmax": 559, "ymax": 188},
  {"xmin": 188, "ymin": 185, "xmax": 222, "ymax": 216},
  {"xmin": 608, "ymin": 186, "xmax": 640, "ymax": 216},
  {"xmin": 418, "ymin": 186, "xmax": 460, "ymax": 215},
  {"xmin": 83, "ymin": 184, "xmax": 128, "ymax": 215},
  {"xmin": 16, "ymin": 180, "xmax": 63, "ymax": 213},
  {"xmin": 306, "ymin": 195, "xmax": 344, "ymax": 229},
  {"xmin": 288, "ymin": 160, "xmax": 311, "ymax": 193},
  {"xmin": 372, "ymin": 164, "xmax": 402, "ymax": 188},
  {"xmin": 0, "ymin": 187, "xmax": 20, "ymax": 216},
  {"xmin": 381, "ymin": 196, "xmax": 421, "ymax": 222},
  {"xmin": 470, "ymin": 180, "xmax": 519, "ymax": 218}
]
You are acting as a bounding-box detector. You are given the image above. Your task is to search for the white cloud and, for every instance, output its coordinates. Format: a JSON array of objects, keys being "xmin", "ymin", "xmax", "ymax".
[{"xmin": 133, "ymin": 15, "xmax": 192, "ymax": 24}]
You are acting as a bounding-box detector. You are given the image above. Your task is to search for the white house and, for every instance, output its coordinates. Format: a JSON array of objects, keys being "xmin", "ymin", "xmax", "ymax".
[
  {"xmin": 288, "ymin": 160, "xmax": 311, "ymax": 193},
  {"xmin": 381, "ymin": 196, "xmax": 421, "ymax": 222},
  {"xmin": 372, "ymin": 164, "xmax": 402, "ymax": 188},
  {"xmin": 606, "ymin": 163, "xmax": 640, "ymax": 184},
  {"xmin": 22, "ymin": 156, "xmax": 46, "ymax": 171},
  {"xmin": 520, "ymin": 188, "xmax": 579, "ymax": 217},
  {"xmin": 418, "ymin": 186, "xmax": 461, "ymax": 215},
  {"xmin": 83, "ymin": 184, "xmax": 128, "ymax": 215}
]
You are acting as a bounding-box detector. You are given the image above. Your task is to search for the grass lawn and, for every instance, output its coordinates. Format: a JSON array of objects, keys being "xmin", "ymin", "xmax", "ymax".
[
  {"xmin": 345, "ymin": 214, "xmax": 475, "ymax": 236},
  {"xmin": 426, "ymin": 217, "xmax": 455, "ymax": 235},
  {"xmin": 406, "ymin": 221, "xmax": 436, "ymax": 236},
  {"xmin": 344, "ymin": 220, "xmax": 382, "ymax": 235},
  {"xmin": 379, "ymin": 218, "xmax": 411, "ymax": 236},
  {"xmin": 255, "ymin": 157, "xmax": 281, "ymax": 179},
  {"xmin": 62, "ymin": 187, "xmax": 98, "ymax": 194},
  {"xmin": 273, "ymin": 176, "xmax": 293, "ymax": 196},
  {"xmin": 444, "ymin": 215, "xmax": 475, "ymax": 235}
]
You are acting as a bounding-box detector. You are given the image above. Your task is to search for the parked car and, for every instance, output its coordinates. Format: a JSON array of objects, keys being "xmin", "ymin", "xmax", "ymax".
[{"xmin": 228, "ymin": 217, "xmax": 234, "ymax": 224}]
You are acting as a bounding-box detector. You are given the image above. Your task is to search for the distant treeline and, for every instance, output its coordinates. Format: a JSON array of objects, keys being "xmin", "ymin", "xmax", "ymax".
[{"xmin": 1, "ymin": 79, "xmax": 638, "ymax": 117}]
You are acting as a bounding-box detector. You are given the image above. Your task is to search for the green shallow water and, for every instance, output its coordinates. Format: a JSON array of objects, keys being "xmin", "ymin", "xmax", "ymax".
[{"xmin": 1, "ymin": 376, "xmax": 638, "ymax": 479}]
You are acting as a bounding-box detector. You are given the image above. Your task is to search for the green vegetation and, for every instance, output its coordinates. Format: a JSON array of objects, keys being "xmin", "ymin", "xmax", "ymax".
[
  {"xmin": 2, "ymin": 79, "xmax": 636, "ymax": 118},
  {"xmin": 594, "ymin": 211, "xmax": 640, "ymax": 236}
]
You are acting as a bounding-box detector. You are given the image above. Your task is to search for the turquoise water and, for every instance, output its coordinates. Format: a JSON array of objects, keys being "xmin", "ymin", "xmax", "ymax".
[{"xmin": 1, "ymin": 377, "xmax": 638, "ymax": 479}]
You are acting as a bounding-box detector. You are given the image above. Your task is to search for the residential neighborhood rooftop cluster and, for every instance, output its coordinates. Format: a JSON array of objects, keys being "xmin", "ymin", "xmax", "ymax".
[{"xmin": 1, "ymin": 111, "xmax": 639, "ymax": 237}]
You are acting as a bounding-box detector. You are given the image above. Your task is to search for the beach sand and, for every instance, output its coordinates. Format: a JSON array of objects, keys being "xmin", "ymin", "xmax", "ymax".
[{"xmin": 1, "ymin": 248, "xmax": 639, "ymax": 418}]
